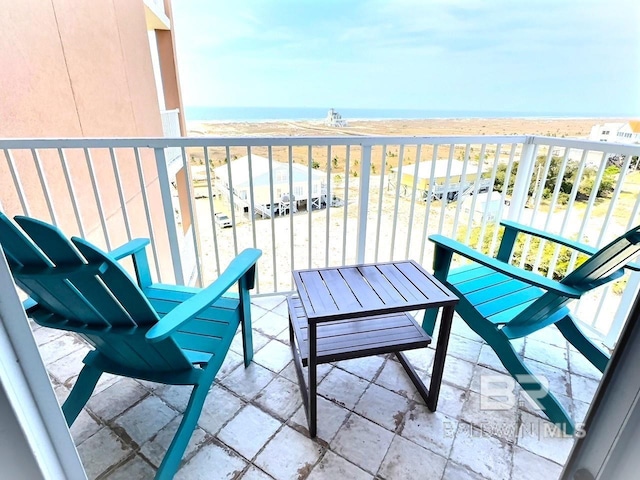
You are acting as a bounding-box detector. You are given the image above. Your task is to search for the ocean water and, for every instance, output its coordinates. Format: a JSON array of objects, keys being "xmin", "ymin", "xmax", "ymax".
[{"xmin": 185, "ymin": 106, "xmax": 595, "ymax": 123}]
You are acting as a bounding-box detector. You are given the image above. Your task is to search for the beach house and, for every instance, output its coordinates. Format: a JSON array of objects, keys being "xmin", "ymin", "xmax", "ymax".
[
  {"xmin": 589, "ymin": 121, "xmax": 640, "ymax": 144},
  {"xmin": 390, "ymin": 159, "xmax": 491, "ymax": 201},
  {"xmin": 214, "ymin": 155, "xmax": 327, "ymax": 217}
]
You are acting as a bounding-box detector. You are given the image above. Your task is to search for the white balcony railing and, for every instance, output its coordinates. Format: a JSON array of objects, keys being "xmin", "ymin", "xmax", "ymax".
[{"xmin": 1, "ymin": 135, "xmax": 639, "ymax": 348}]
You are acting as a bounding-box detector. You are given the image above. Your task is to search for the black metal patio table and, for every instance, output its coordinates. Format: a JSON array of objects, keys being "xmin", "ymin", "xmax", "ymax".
[{"xmin": 288, "ymin": 260, "xmax": 458, "ymax": 437}]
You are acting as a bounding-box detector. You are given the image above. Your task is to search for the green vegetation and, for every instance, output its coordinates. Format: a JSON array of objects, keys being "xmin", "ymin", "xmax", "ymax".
[
  {"xmin": 459, "ymin": 223, "xmax": 588, "ymax": 280},
  {"xmin": 493, "ymin": 155, "xmax": 621, "ymax": 204}
]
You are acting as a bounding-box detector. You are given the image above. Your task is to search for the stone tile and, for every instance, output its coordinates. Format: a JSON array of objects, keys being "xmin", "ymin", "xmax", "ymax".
[
  {"xmin": 77, "ymin": 428, "xmax": 132, "ymax": 479},
  {"xmin": 399, "ymin": 347, "xmax": 434, "ymax": 373},
  {"xmin": 47, "ymin": 347, "xmax": 90, "ymax": 386},
  {"xmin": 331, "ymin": 414, "xmax": 394, "ymax": 474},
  {"xmin": 318, "ymin": 367, "xmax": 369, "ymax": 410},
  {"xmin": 375, "ymin": 358, "xmax": 420, "ymax": 399},
  {"xmin": 218, "ymin": 404, "xmax": 282, "ymax": 460},
  {"xmin": 230, "ymin": 329, "xmax": 270, "ymax": 357},
  {"xmin": 477, "ymin": 344, "xmax": 508, "ymax": 374},
  {"xmin": 271, "ymin": 300, "xmax": 289, "ymax": 318},
  {"xmin": 32, "ymin": 325, "xmax": 65, "ymax": 346},
  {"xmin": 93, "ymin": 373, "xmax": 122, "ymax": 394},
  {"xmin": 275, "ymin": 327, "xmax": 291, "ymax": 345},
  {"xmin": 253, "ymin": 311, "xmax": 289, "ymax": 338},
  {"xmin": 570, "ymin": 373, "xmax": 600, "ymax": 404},
  {"xmin": 568, "ymin": 347, "xmax": 603, "ymax": 380},
  {"xmin": 572, "ymin": 398, "xmax": 591, "ymax": 426},
  {"xmin": 450, "ymin": 318, "xmax": 484, "ymax": 342},
  {"xmin": 114, "ymin": 396, "xmax": 177, "ymax": 445},
  {"xmin": 175, "ymin": 442, "xmax": 247, "ymax": 480},
  {"xmin": 335, "ymin": 355, "xmax": 386, "ymax": 382},
  {"xmin": 88, "ymin": 378, "xmax": 148, "ymax": 420},
  {"xmin": 253, "ymin": 339, "xmax": 292, "ymax": 373},
  {"xmin": 105, "ymin": 455, "xmax": 156, "ymax": 480},
  {"xmin": 441, "ymin": 355, "xmax": 475, "ymax": 390},
  {"xmin": 354, "ymin": 383, "xmax": 410, "ymax": 432},
  {"xmin": 217, "ymin": 350, "xmax": 245, "ymax": 380},
  {"xmin": 437, "ymin": 382, "xmax": 469, "ymax": 419},
  {"xmin": 254, "ymin": 425, "xmax": 323, "ymax": 480},
  {"xmin": 198, "ymin": 385, "xmax": 245, "ymax": 434},
  {"xmin": 400, "ymin": 405, "xmax": 457, "ymax": 457},
  {"xmin": 527, "ymin": 359, "xmax": 571, "ymax": 398},
  {"xmin": 39, "ymin": 333, "xmax": 87, "ymax": 364},
  {"xmin": 512, "ymin": 445, "xmax": 563, "ymax": 480},
  {"xmin": 469, "ymin": 364, "xmax": 515, "ymax": 396},
  {"xmin": 307, "ymin": 450, "xmax": 371, "ymax": 480},
  {"xmin": 459, "ymin": 392, "xmax": 519, "ymax": 443},
  {"xmin": 279, "ymin": 361, "xmax": 333, "ymax": 385},
  {"xmin": 527, "ymin": 325, "xmax": 567, "ymax": 348},
  {"xmin": 449, "ymin": 426, "xmax": 512, "ymax": 479},
  {"xmin": 517, "ymin": 387, "xmax": 573, "ymax": 421},
  {"xmin": 447, "ymin": 333, "xmax": 483, "ymax": 363},
  {"xmin": 290, "ymin": 396, "xmax": 350, "ymax": 442},
  {"xmin": 517, "ymin": 411, "xmax": 576, "ymax": 465},
  {"xmin": 255, "ymin": 295, "xmax": 287, "ymax": 311},
  {"xmin": 524, "ymin": 339, "xmax": 568, "ymax": 371},
  {"xmin": 442, "ymin": 461, "xmax": 488, "ymax": 480},
  {"xmin": 241, "ymin": 465, "xmax": 275, "ymax": 480},
  {"xmin": 379, "ymin": 434, "xmax": 447, "ymax": 479},
  {"xmin": 254, "ymin": 375, "xmax": 302, "ymax": 421},
  {"xmin": 154, "ymin": 384, "xmax": 192, "ymax": 411},
  {"xmin": 140, "ymin": 417, "xmax": 207, "ymax": 467},
  {"xmin": 220, "ymin": 362, "xmax": 276, "ymax": 401},
  {"xmin": 70, "ymin": 410, "xmax": 102, "ymax": 445}
]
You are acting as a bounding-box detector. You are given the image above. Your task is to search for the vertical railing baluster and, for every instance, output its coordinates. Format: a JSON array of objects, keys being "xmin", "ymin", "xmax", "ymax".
[
  {"xmin": 224, "ymin": 146, "xmax": 239, "ymax": 257},
  {"xmin": 307, "ymin": 146, "xmax": 313, "ymax": 269},
  {"xmin": 451, "ymin": 144, "xmax": 471, "ymax": 239},
  {"xmin": 374, "ymin": 145, "xmax": 387, "ymax": 263},
  {"xmin": 463, "ymin": 144, "xmax": 488, "ymax": 246},
  {"xmin": 4, "ymin": 149, "xmax": 30, "ymax": 216},
  {"xmin": 266, "ymin": 146, "xmax": 278, "ymax": 292},
  {"xmin": 507, "ymin": 138, "xmax": 537, "ymax": 225},
  {"xmin": 152, "ymin": 147, "xmax": 183, "ymax": 284},
  {"xmin": 475, "ymin": 143, "xmax": 502, "ymax": 251},
  {"xmin": 109, "ymin": 148, "xmax": 132, "ymax": 241},
  {"xmin": 489, "ymin": 143, "xmax": 517, "ymax": 257},
  {"xmin": 325, "ymin": 145, "xmax": 331, "ymax": 267},
  {"xmin": 246, "ymin": 147, "xmax": 259, "ymax": 294},
  {"xmin": 437, "ymin": 145, "xmax": 456, "ymax": 235},
  {"xmin": 356, "ymin": 144, "xmax": 372, "ymax": 264},
  {"xmin": 204, "ymin": 146, "xmax": 221, "ymax": 278},
  {"xmin": 57, "ymin": 148, "xmax": 85, "ymax": 238},
  {"xmin": 341, "ymin": 145, "xmax": 351, "ymax": 266},
  {"xmin": 31, "ymin": 149, "xmax": 58, "ymax": 226},
  {"xmin": 83, "ymin": 148, "xmax": 111, "ymax": 249},
  {"xmin": 405, "ymin": 144, "xmax": 422, "ymax": 259},
  {"xmin": 419, "ymin": 144, "xmax": 439, "ymax": 264},
  {"xmin": 389, "ymin": 145, "xmax": 405, "ymax": 260},
  {"xmin": 183, "ymin": 145, "xmax": 203, "ymax": 287}
]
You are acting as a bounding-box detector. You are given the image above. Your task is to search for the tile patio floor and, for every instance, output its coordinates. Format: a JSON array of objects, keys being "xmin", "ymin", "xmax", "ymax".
[{"xmin": 36, "ymin": 295, "xmax": 603, "ymax": 479}]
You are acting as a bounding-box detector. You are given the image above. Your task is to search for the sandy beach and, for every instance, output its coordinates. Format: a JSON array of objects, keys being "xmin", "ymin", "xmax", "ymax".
[{"xmin": 190, "ymin": 117, "xmax": 619, "ymax": 139}]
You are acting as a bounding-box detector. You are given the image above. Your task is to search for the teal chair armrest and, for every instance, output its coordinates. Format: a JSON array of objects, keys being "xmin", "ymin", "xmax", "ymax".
[
  {"xmin": 429, "ymin": 234, "xmax": 582, "ymax": 298},
  {"xmin": 146, "ymin": 248, "xmax": 262, "ymax": 343},
  {"xmin": 108, "ymin": 238, "xmax": 150, "ymax": 260},
  {"xmin": 108, "ymin": 238, "xmax": 152, "ymax": 288},
  {"xmin": 499, "ymin": 220, "xmax": 597, "ymax": 256}
]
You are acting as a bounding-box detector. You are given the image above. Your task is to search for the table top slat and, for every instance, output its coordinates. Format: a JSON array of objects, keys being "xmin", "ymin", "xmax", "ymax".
[
  {"xmin": 319, "ymin": 269, "xmax": 362, "ymax": 311},
  {"xmin": 296, "ymin": 270, "xmax": 335, "ymax": 316},
  {"xmin": 394, "ymin": 261, "xmax": 455, "ymax": 302},
  {"xmin": 357, "ymin": 265, "xmax": 406, "ymax": 304},
  {"xmin": 337, "ymin": 266, "xmax": 385, "ymax": 308},
  {"xmin": 375, "ymin": 263, "xmax": 426, "ymax": 303}
]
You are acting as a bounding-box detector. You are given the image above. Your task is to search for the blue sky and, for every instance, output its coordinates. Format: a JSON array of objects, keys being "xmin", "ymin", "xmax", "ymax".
[{"xmin": 171, "ymin": 0, "xmax": 639, "ymax": 115}]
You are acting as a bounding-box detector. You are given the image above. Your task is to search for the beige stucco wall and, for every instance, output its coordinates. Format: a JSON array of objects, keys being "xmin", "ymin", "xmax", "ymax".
[{"xmin": 0, "ymin": 0, "xmax": 182, "ymax": 282}]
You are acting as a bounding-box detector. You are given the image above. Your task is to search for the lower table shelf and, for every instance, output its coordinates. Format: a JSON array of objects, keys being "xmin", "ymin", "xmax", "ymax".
[{"xmin": 287, "ymin": 296, "xmax": 432, "ymax": 366}]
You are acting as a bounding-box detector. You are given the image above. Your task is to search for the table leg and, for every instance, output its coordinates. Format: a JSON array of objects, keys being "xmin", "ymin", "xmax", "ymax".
[
  {"xmin": 427, "ymin": 304, "xmax": 455, "ymax": 411},
  {"xmin": 308, "ymin": 320, "xmax": 317, "ymax": 437}
]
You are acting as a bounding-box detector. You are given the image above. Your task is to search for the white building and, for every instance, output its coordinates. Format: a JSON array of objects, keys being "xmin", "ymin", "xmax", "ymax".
[
  {"xmin": 589, "ymin": 121, "xmax": 640, "ymax": 144},
  {"xmin": 214, "ymin": 155, "xmax": 327, "ymax": 217},
  {"xmin": 325, "ymin": 108, "xmax": 348, "ymax": 127}
]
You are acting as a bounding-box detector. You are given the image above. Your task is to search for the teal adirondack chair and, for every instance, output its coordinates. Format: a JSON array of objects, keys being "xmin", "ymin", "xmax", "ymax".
[
  {"xmin": 424, "ymin": 220, "xmax": 640, "ymax": 433},
  {"xmin": 0, "ymin": 213, "xmax": 261, "ymax": 479}
]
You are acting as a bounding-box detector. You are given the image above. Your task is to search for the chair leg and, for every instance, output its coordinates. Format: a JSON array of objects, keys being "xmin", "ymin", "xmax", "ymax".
[
  {"xmin": 62, "ymin": 363, "xmax": 103, "ymax": 426},
  {"xmin": 156, "ymin": 383, "xmax": 210, "ymax": 480},
  {"xmin": 239, "ymin": 290, "xmax": 254, "ymax": 368},
  {"xmin": 422, "ymin": 308, "xmax": 439, "ymax": 336},
  {"xmin": 477, "ymin": 324, "xmax": 575, "ymax": 434},
  {"xmin": 556, "ymin": 316, "xmax": 609, "ymax": 372}
]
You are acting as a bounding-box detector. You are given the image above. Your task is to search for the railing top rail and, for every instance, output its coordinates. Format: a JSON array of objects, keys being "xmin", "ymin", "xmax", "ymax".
[
  {"xmin": 1, "ymin": 135, "xmax": 639, "ymax": 156},
  {"xmin": 0, "ymin": 135, "xmax": 529, "ymax": 149}
]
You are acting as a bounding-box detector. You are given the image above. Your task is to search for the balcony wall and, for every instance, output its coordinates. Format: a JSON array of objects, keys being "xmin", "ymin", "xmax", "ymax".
[{"xmin": 1, "ymin": 135, "xmax": 639, "ymax": 347}]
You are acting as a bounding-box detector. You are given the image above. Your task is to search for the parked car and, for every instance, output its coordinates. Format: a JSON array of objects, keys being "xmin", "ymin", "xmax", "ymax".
[{"xmin": 214, "ymin": 213, "xmax": 232, "ymax": 228}]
